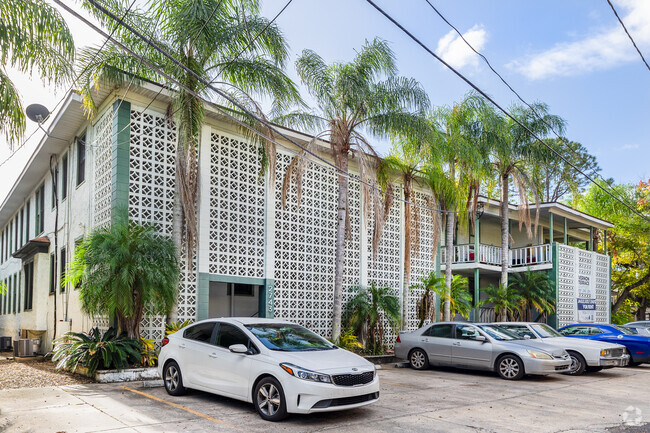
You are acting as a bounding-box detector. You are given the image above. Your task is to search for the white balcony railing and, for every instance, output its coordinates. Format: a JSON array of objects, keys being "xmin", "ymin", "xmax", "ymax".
[{"xmin": 440, "ymin": 243, "xmax": 552, "ymax": 268}]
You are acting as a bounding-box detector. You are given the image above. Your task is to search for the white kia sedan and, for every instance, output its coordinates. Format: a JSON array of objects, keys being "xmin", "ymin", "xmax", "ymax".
[{"xmin": 158, "ymin": 318, "xmax": 379, "ymax": 421}]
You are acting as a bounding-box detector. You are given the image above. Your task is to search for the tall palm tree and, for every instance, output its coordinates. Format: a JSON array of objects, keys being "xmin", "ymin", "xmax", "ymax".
[
  {"xmin": 0, "ymin": 0, "xmax": 74, "ymax": 146},
  {"xmin": 378, "ymin": 133, "xmax": 434, "ymax": 326},
  {"xmin": 64, "ymin": 213, "xmax": 180, "ymax": 339},
  {"xmin": 509, "ymin": 269, "xmax": 555, "ymax": 321},
  {"xmin": 276, "ymin": 39, "xmax": 430, "ymax": 340},
  {"xmin": 480, "ymin": 102, "xmax": 565, "ymax": 289},
  {"xmin": 78, "ymin": 0, "xmax": 301, "ymax": 261},
  {"xmin": 425, "ymin": 96, "xmax": 486, "ymax": 321}
]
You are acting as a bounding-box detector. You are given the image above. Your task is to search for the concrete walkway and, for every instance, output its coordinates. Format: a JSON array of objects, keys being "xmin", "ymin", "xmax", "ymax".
[{"xmin": 1, "ymin": 364, "xmax": 649, "ymax": 432}]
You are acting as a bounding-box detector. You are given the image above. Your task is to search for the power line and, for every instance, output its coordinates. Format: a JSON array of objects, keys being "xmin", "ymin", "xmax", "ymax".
[
  {"xmin": 606, "ymin": 0, "xmax": 650, "ymax": 72},
  {"xmin": 53, "ymin": 0, "xmax": 454, "ymax": 217},
  {"xmin": 364, "ymin": 0, "xmax": 650, "ymax": 223},
  {"xmin": 423, "ymin": 0, "xmax": 642, "ymax": 215}
]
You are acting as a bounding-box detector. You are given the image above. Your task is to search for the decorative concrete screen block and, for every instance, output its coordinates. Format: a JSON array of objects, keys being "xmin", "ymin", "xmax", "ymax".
[
  {"xmin": 208, "ymin": 132, "xmax": 265, "ymax": 278},
  {"xmin": 557, "ymin": 244, "xmax": 610, "ymax": 328},
  {"xmin": 93, "ymin": 107, "xmax": 114, "ymax": 229},
  {"xmin": 342, "ymin": 179, "xmax": 362, "ymax": 308}
]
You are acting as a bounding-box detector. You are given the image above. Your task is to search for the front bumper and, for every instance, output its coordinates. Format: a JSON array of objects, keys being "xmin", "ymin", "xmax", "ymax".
[
  {"xmin": 523, "ymin": 357, "xmax": 571, "ymax": 375},
  {"xmin": 281, "ymin": 372, "xmax": 380, "ymax": 414},
  {"xmin": 599, "ymin": 354, "xmax": 630, "ymax": 367}
]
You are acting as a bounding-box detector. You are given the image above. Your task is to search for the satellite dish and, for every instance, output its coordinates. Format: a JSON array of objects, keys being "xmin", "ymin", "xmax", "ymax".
[
  {"xmin": 476, "ymin": 202, "xmax": 485, "ymax": 220},
  {"xmin": 26, "ymin": 104, "xmax": 51, "ymax": 124}
]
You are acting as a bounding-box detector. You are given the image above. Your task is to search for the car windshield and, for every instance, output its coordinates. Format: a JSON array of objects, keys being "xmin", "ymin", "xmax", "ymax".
[
  {"xmin": 476, "ymin": 325, "xmax": 519, "ymax": 341},
  {"xmin": 245, "ymin": 323, "xmax": 337, "ymax": 352},
  {"xmin": 615, "ymin": 325, "xmax": 637, "ymax": 335},
  {"xmin": 530, "ymin": 323, "xmax": 563, "ymax": 338}
]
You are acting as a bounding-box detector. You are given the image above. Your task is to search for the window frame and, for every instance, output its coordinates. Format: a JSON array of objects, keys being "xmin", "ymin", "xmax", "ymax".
[
  {"xmin": 23, "ymin": 260, "xmax": 34, "ymax": 311},
  {"xmin": 76, "ymin": 134, "xmax": 86, "ymax": 187},
  {"xmin": 423, "ymin": 323, "xmax": 453, "ymax": 338},
  {"xmin": 182, "ymin": 322, "xmax": 217, "ymax": 344},
  {"xmin": 61, "ymin": 152, "xmax": 68, "ymax": 201}
]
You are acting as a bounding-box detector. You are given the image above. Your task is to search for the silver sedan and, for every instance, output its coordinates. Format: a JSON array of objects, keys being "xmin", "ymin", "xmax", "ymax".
[{"xmin": 394, "ymin": 322, "xmax": 571, "ymax": 380}]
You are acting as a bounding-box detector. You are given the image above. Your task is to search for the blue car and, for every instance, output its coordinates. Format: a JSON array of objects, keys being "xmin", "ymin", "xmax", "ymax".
[{"xmin": 558, "ymin": 323, "xmax": 650, "ymax": 365}]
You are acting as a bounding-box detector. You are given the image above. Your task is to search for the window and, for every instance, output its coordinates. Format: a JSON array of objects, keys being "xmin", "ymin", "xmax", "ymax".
[
  {"xmin": 559, "ymin": 326, "xmax": 590, "ymax": 336},
  {"xmin": 51, "ymin": 164, "xmax": 58, "ymax": 209},
  {"xmin": 24, "ymin": 261, "xmax": 33, "ymax": 311},
  {"xmin": 60, "ymin": 247, "xmax": 67, "ymax": 293},
  {"xmin": 500, "ymin": 325, "xmax": 537, "ymax": 339},
  {"xmin": 12, "ymin": 274, "xmax": 16, "ymax": 314},
  {"xmin": 246, "ymin": 323, "xmax": 335, "ymax": 352},
  {"xmin": 9, "ymin": 220, "xmax": 13, "ymax": 255},
  {"xmin": 49, "ymin": 253, "xmax": 56, "ymax": 294},
  {"xmin": 35, "ymin": 184, "xmax": 44, "ymax": 235},
  {"xmin": 1, "ymin": 229, "xmax": 4, "ymax": 263},
  {"xmin": 14, "ymin": 217, "xmax": 18, "ymax": 251},
  {"xmin": 216, "ymin": 323, "xmax": 251, "ymax": 350},
  {"xmin": 423, "ymin": 324, "xmax": 453, "ymax": 338},
  {"xmin": 455, "ymin": 324, "xmax": 483, "ymax": 340},
  {"xmin": 25, "ymin": 201, "xmax": 30, "ymax": 241},
  {"xmin": 227, "ymin": 283, "xmax": 254, "ymax": 297},
  {"xmin": 76, "ymin": 134, "xmax": 86, "ymax": 186},
  {"xmin": 61, "ymin": 153, "xmax": 68, "ymax": 200},
  {"xmin": 19, "ymin": 208, "xmax": 24, "ymax": 248},
  {"xmin": 183, "ymin": 322, "xmax": 215, "ymax": 343}
]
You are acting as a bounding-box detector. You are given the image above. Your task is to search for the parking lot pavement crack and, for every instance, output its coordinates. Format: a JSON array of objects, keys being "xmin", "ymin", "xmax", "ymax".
[{"xmin": 62, "ymin": 386, "xmax": 140, "ymax": 433}]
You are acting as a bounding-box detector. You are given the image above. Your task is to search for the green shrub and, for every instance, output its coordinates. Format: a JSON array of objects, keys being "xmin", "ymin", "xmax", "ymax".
[
  {"xmin": 165, "ymin": 319, "xmax": 193, "ymax": 336},
  {"xmin": 139, "ymin": 337, "xmax": 158, "ymax": 367},
  {"xmin": 52, "ymin": 327, "xmax": 140, "ymax": 375}
]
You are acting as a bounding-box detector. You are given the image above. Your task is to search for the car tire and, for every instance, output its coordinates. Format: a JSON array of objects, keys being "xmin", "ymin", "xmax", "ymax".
[
  {"xmin": 409, "ymin": 348, "xmax": 429, "ymax": 370},
  {"xmin": 254, "ymin": 377, "xmax": 288, "ymax": 422},
  {"xmin": 163, "ymin": 361, "xmax": 187, "ymax": 396},
  {"xmin": 496, "ymin": 355, "xmax": 525, "ymax": 380},
  {"xmin": 565, "ymin": 351, "xmax": 587, "ymax": 376},
  {"xmin": 586, "ymin": 366, "xmax": 603, "ymax": 373}
]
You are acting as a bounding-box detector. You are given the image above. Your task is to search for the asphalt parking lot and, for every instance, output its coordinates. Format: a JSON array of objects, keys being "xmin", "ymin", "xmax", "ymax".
[{"xmin": 1, "ymin": 364, "xmax": 650, "ymax": 433}]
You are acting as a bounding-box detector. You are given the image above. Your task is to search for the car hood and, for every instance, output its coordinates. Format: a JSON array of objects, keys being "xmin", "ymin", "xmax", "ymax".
[
  {"xmin": 271, "ymin": 347, "xmax": 374, "ymax": 373},
  {"xmin": 529, "ymin": 337, "xmax": 624, "ymax": 350},
  {"xmin": 500, "ymin": 339, "xmax": 567, "ymax": 357}
]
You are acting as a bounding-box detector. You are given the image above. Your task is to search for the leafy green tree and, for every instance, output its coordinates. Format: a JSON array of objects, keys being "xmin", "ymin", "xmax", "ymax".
[
  {"xmin": 0, "ymin": 0, "xmax": 74, "ymax": 146},
  {"xmin": 344, "ymin": 282, "xmax": 401, "ymax": 355},
  {"xmin": 411, "ymin": 272, "xmax": 473, "ymax": 324},
  {"xmin": 509, "ymin": 269, "xmax": 555, "ymax": 321},
  {"xmin": 480, "ymin": 283, "xmax": 522, "ymax": 322},
  {"xmin": 276, "ymin": 39, "xmax": 430, "ymax": 340},
  {"xmin": 64, "ymin": 214, "xmax": 180, "ymax": 339},
  {"xmin": 78, "ymin": 0, "xmax": 300, "ymax": 260},
  {"xmin": 480, "ymin": 102, "xmax": 565, "ymax": 289}
]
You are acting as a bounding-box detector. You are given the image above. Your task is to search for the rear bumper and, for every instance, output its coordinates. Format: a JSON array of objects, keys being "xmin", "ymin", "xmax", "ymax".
[{"xmin": 599, "ymin": 354, "xmax": 629, "ymax": 367}]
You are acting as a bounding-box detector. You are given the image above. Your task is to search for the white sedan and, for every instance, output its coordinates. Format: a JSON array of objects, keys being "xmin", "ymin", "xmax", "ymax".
[{"xmin": 158, "ymin": 317, "xmax": 379, "ymax": 421}]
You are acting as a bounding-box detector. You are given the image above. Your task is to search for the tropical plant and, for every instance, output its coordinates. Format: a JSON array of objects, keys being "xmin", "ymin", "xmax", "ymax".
[
  {"xmin": 333, "ymin": 328, "xmax": 364, "ymax": 352},
  {"xmin": 0, "ymin": 0, "xmax": 75, "ymax": 146},
  {"xmin": 411, "ymin": 272, "xmax": 473, "ymax": 324},
  {"xmin": 480, "ymin": 283, "xmax": 522, "ymax": 322},
  {"xmin": 410, "ymin": 271, "xmax": 439, "ymax": 328},
  {"xmin": 344, "ymin": 282, "xmax": 401, "ymax": 355},
  {"xmin": 165, "ymin": 319, "xmax": 192, "ymax": 336},
  {"xmin": 139, "ymin": 337, "xmax": 158, "ymax": 367},
  {"xmin": 479, "ymin": 102, "xmax": 565, "ymax": 289},
  {"xmin": 63, "ymin": 213, "xmax": 180, "ymax": 339},
  {"xmin": 52, "ymin": 327, "xmax": 141, "ymax": 375},
  {"xmin": 276, "ymin": 39, "xmax": 430, "ymax": 340},
  {"xmin": 78, "ymin": 0, "xmax": 301, "ymax": 261},
  {"xmin": 509, "ymin": 269, "xmax": 555, "ymax": 321}
]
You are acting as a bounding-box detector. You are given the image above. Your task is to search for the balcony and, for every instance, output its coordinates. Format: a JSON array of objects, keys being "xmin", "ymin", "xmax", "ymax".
[{"xmin": 440, "ymin": 243, "xmax": 552, "ymax": 269}]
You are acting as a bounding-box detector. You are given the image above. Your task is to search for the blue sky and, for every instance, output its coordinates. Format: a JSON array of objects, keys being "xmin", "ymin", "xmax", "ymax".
[{"xmin": 1, "ymin": 0, "xmax": 649, "ymax": 202}]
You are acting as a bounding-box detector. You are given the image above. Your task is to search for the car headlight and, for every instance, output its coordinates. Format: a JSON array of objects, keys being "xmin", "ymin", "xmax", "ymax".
[
  {"xmin": 280, "ymin": 363, "xmax": 332, "ymax": 383},
  {"xmin": 527, "ymin": 350, "xmax": 553, "ymax": 360},
  {"xmin": 600, "ymin": 349, "xmax": 612, "ymax": 357}
]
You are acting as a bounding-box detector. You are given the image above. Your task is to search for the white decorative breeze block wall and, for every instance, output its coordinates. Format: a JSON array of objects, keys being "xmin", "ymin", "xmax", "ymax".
[{"xmin": 92, "ymin": 108, "xmax": 114, "ymax": 229}]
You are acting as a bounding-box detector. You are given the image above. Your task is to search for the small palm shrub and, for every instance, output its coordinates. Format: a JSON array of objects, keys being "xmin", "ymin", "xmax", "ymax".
[
  {"xmin": 52, "ymin": 327, "xmax": 140, "ymax": 375},
  {"xmin": 165, "ymin": 319, "xmax": 193, "ymax": 336}
]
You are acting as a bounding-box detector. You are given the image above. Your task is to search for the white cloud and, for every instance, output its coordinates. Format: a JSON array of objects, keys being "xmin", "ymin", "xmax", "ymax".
[
  {"xmin": 436, "ymin": 25, "xmax": 487, "ymax": 70},
  {"xmin": 509, "ymin": 0, "xmax": 650, "ymax": 80},
  {"xmin": 621, "ymin": 143, "xmax": 640, "ymax": 150}
]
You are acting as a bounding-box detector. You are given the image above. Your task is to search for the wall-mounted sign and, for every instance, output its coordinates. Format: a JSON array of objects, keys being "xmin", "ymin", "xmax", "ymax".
[{"xmin": 577, "ymin": 274, "xmax": 596, "ymax": 323}]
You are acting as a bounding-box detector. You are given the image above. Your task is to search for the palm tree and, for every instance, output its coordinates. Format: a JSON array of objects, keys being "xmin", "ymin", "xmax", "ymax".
[
  {"xmin": 63, "ymin": 213, "xmax": 180, "ymax": 339},
  {"xmin": 78, "ymin": 0, "xmax": 301, "ymax": 261},
  {"xmin": 411, "ymin": 272, "xmax": 473, "ymax": 324},
  {"xmin": 276, "ymin": 39, "xmax": 430, "ymax": 340},
  {"xmin": 1, "ymin": 0, "xmax": 74, "ymax": 146},
  {"xmin": 344, "ymin": 282, "xmax": 401, "ymax": 355},
  {"xmin": 425, "ymin": 97, "xmax": 486, "ymax": 321},
  {"xmin": 379, "ymin": 133, "xmax": 433, "ymax": 326},
  {"xmin": 410, "ymin": 271, "xmax": 439, "ymax": 328},
  {"xmin": 509, "ymin": 269, "xmax": 555, "ymax": 321},
  {"xmin": 480, "ymin": 102, "xmax": 565, "ymax": 289},
  {"xmin": 480, "ymin": 283, "xmax": 522, "ymax": 322}
]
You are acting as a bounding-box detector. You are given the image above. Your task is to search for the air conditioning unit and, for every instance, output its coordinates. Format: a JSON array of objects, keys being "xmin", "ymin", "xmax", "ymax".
[
  {"xmin": 16, "ymin": 339, "xmax": 35, "ymax": 357},
  {"xmin": 0, "ymin": 337, "xmax": 11, "ymax": 351}
]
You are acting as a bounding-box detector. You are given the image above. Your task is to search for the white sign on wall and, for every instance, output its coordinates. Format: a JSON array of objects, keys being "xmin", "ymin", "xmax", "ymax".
[{"xmin": 577, "ymin": 272, "xmax": 596, "ymax": 323}]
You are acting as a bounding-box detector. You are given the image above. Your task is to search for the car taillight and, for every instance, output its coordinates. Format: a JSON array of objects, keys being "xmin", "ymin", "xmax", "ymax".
[
  {"xmin": 396, "ymin": 335, "xmax": 401, "ymax": 343},
  {"xmin": 161, "ymin": 337, "xmax": 169, "ymax": 347}
]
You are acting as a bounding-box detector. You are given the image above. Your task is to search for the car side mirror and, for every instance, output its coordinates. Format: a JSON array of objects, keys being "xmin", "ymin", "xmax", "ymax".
[
  {"xmin": 475, "ymin": 335, "xmax": 486, "ymax": 342},
  {"xmin": 229, "ymin": 344, "xmax": 249, "ymax": 354}
]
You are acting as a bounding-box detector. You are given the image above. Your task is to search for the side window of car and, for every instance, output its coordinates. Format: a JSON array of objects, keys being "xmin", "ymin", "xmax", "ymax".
[
  {"xmin": 588, "ymin": 327, "xmax": 603, "ymax": 335},
  {"xmin": 503, "ymin": 326, "xmax": 536, "ymax": 339},
  {"xmin": 183, "ymin": 322, "xmax": 216, "ymax": 343},
  {"xmin": 216, "ymin": 323, "xmax": 258, "ymax": 353},
  {"xmin": 455, "ymin": 325, "xmax": 481, "ymax": 340},
  {"xmin": 424, "ymin": 324, "xmax": 452, "ymax": 338},
  {"xmin": 559, "ymin": 326, "xmax": 582, "ymax": 335}
]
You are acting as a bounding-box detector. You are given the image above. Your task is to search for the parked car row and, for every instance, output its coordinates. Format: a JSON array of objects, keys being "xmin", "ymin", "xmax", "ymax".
[{"xmin": 157, "ymin": 318, "xmax": 648, "ymax": 422}]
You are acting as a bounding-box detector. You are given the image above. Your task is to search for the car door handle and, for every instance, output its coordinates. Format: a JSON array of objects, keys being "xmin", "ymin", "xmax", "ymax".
[
  {"xmin": 452, "ymin": 342, "xmax": 461, "ymax": 346},
  {"xmin": 420, "ymin": 339, "xmax": 428, "ymax": 342},
  {"xmin": 179, "ymin": 343, "xmax": 186, "ymax": 349},
  {"xmin": 209, "ymin": 353, "xmax": 218, "ymax": 359}
]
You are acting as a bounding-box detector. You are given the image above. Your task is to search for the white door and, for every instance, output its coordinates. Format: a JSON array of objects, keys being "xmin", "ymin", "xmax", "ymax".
[
  {"xmin": 207, "ymin": 322, "xmax": 255, "ymax": 398},
  {"xmin": 178, "ymin": 322, "xmax": 217, "ymax": 387}
]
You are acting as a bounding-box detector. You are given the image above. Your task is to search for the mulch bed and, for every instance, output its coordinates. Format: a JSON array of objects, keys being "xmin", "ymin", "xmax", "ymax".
[{"xmin": 0, "ymin": 355, "xmax": 93, "ymax": 389}]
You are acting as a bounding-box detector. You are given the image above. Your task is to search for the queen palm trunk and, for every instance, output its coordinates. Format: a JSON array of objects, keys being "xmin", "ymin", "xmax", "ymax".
[
  {"xmin": 402, "ymin": 179, "xmax": 413, "ymax": 328},
  {"xmin": 444, "ymin": 209, "xmax": 454, "ymax": 321},
  {"xmin": 332, "ymin": 151, "xmax": 349, "ymax": 341},
  {"xmin": 500, "ymin": 173, "xmax": 510, "ymax": 320}
]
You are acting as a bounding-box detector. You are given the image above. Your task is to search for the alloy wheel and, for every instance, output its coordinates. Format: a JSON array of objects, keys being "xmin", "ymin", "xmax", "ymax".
[
  {"xmin": 165, "ymin": 365, "xmax": 179, "ymax": 392},
  {"xmin": 410, "ymin": 350, "xmax": 426, "ymax": 369},
  {"xmin": 257, "ymin": 383, "xmax": 281, "ymax": 416},
  {"xmin": 499, "ymin": 358, "xmax": 520, "ymax": 379}
]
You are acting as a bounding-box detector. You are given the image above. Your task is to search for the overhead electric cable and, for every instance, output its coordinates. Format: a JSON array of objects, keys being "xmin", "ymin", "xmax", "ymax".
[
  {"xmin": 53, "ymin": 0, "xmax": 454, "ymax": 217},
  {"xmin": 364, "ymin": 0, "xmax": 650, "ymax": 223},
  {"xmin": 606, "ymin": 0, "xmax": 650, "ymax": 72}
]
